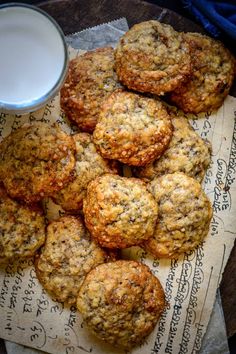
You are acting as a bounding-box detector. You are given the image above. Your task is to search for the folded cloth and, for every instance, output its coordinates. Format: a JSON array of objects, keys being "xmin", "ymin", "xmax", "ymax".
[{"xmin": 182, "ymin": 0, "xmax": 236, "ymax": 40}]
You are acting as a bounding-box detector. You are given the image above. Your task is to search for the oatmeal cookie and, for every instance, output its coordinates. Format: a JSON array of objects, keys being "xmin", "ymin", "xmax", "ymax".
[
  {"xmin": 0, "ymin": 185, "xmax": 45, "ymax": 263},
  {"xmin": 0, "ymin": 123, "xmax": 75, "ymax": 203},
  {"xmin": 60, "ymin": 47, "xmax": 122, "ymax": 132},
  {"xmin": 134, "ymin": 115, "xmax": 212, "ymax": 182},
  {"xmin": 53, "ymin": 133, "xmax": 119, "ymax": 212},
  {"xmin": 93, "ymin": 90, "xmax": 173, "ymax": 166},
  {"xmin": 144, "ymin": 172, "xmax": 212, "ymax": 258},
  {"xmin": 77, "ymin": 260, "xmax": 165, "ymax": 349},
  {"xmin": 169, "ymin": 32, "xmax": 235, "ymax": 113},
  {"xmin": 35, "ymin": 216, "xmax": 109, "ymax": 304},
  {"xmin": 115, "ymin": 20, "xmax": 191, "ymax": 95},
  {"xmin": 83, "ymin": 174, "xmax": 158, "ymax": 248}
]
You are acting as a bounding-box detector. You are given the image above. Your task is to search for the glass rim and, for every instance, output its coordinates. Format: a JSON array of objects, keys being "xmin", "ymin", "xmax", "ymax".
[{"xmin": 0, "ymin": 2, "xmax": 69, "ymax": 113}]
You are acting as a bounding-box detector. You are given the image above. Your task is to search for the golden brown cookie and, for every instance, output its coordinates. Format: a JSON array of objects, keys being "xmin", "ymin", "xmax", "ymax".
[
  {"xmin": 77, "ymin": 260, "xmax": 165, "ymax": 349},
  {"xmin": 93, "ymin": 90, "xmax": 173, "ymax": 166},
  {"xmin": 0, "ymin": 123, "xmax": 75, "ymax": 203},
  {"xmin": 0, "ymin": 185, "xmax": 45, "ymax": 263},
  {"xmin": 60, "ymin": 47, "xmax": 122, "ymax": 132},
  {"xmin": 169, "ymin": 32, "xmax": 235, "ymax": 113},
  {"xmin": 144, "ymin": 172, "xmax": 213, "ymax": 258},
  {"xmin": 134, "ymin": 115, "xmax": 212, "ymax": 182},
  {"xmin": 35, "ymin": 215, "xmax": 109, "ymax": 305},
  {"xmin": 115, "ymin": 20, "xmax": 191, "ymax": 95},
  {"xmin": 83, "ymin": 174, "xmax": 158, "ymax": 248},
  {"xmin": 53, "ymin": 133, "xmax": 119, "ymax": 212}
]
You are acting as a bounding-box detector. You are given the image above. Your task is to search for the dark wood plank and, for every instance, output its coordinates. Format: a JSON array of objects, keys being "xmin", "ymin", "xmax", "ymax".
[
  {"xmin": 220, "ymin": 240, "xmax": 236, "ymax": 338},
  {"xmin": 37, "ymin": 0, "xmax": 235, "ymax": 338},
  {"xmin": 0, "ymin": 339, "xmax": 7, "ymax": 354},
  {"xmin": 38, "ymin": 0, "xmax": 205, "ymax": 34}
]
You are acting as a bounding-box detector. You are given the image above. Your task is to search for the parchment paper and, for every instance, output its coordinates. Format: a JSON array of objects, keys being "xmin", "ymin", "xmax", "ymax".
[{"xmin": 0, "ymin": 18, "xmax": 236, "ymax": 354}]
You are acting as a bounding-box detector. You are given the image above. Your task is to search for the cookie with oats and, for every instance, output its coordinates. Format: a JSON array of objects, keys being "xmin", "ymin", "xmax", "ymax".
[
  {"xmin": 0, "ymin": 122, "xmax": 75, "ymax": 204},
  {"xmin": 77, "ymin": 260, "xmax": 165, "ymax": 349},
  {"xmin": 53, "ymin": 133, "xmax": 119, "ymax": 212},
  {"xmin": 134, "ymin": 115, "xmax": 212, "ymax": 182},
  {"xmin": 60, "ymin": 47, "xmax": 122, "ymax": 133},
  {"xmin": 144, "ymin": 172, "xmax": 213, "ymax": 258},
  {"xmin": 0, "ymin": 185, "xmax": 45, "ymax": 264},
  {"xmin": 35, "ymin": 215, "xmax": 109, "ymax": 305},
  {"xmin": 93, "ymin": 90, "xmax": 173, "ymax": 166},
  {"xmin": 83, "ymin": 174, "xmax": 158, "ymax": 248},
  {"xmin": 115, "ymin": 20, "xmax": 191, "ymax": 95},
  {"xmin": 169, "ymin": 32, "xmax": 235, "ymax": 113}
]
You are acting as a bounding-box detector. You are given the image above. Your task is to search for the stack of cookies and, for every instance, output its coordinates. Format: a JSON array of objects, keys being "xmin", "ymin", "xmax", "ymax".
[{"xmin": 0, "ymin": 20, "xmax": 235, "ymax": 350}]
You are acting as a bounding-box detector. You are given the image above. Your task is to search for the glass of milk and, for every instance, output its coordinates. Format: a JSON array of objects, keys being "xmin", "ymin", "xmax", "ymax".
[{"xmin": 0, "ymin": 3, "xmax": 68, "ymax": 114}]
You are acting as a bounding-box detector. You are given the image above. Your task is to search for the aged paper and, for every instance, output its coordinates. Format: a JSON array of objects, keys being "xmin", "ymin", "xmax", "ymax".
[{"xmin": 0, "ymin": 20, "xmax": 236, "ymax": 354}]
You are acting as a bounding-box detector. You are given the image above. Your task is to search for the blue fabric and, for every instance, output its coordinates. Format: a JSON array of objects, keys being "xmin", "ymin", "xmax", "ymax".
[{"xmin": 182, "ymin": 0, "xmax": 236, "ymax": 40}]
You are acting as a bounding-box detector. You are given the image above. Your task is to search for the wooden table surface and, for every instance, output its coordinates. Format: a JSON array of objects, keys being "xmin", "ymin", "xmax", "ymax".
[{"xmin": 37, "ymin": 0, "xmax": 234, "ymax": 340}]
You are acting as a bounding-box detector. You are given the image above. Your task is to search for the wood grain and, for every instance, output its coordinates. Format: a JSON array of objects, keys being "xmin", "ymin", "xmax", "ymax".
[{"xmin": 38, "ymin": 0, "xmax": 205, "ymax": 34}]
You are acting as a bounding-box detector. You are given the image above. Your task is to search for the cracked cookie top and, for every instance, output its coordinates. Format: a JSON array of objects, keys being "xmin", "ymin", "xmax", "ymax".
[
  {"xmin": 169, "ymin": 32, "xmax": 235, "ymax": 113},
  {"xmin": 35, "ymin": 215, "xmax": 109, "ymax": 304},
  {"xmin": 0, "ymin": 185, "xmax": 46, "ymax": 263},
  {"xmin": 60, "ymin": 47, "xmax": 122, "ymax": 132},
  {"xmin": 144, "ymin": 172, "xmax": 213, "ymax": 258},
  {"xmin": 93, "ymin": 90, "xmax": 173, "ymax": 166},
  {"xmin": 134, "ymin": 115, "xmax": 212, "ymax": 182},
  {"xmin": 115, "ymin": 20, "xmax": 191, "ymax": 95},
  {"xmin": 77, "ymin": 260, "xmax": 165, "ymax": 349},
  {"xmin": 83, "ymin": 174, "xmax": 158, "ymax": 248},
  {"xmin": 53, "ymin": 133, "xmax": 119, "ymax": 212},
  {"xmin": 0, "ymin": 122, "xmax": 75, "ymax": 203}
]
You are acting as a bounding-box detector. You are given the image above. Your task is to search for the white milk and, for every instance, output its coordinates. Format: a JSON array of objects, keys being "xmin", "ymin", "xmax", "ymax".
[{"xmin": 0, "ymin": 5, "xmax": 67, "ymax": 110}]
